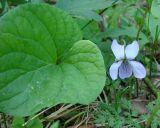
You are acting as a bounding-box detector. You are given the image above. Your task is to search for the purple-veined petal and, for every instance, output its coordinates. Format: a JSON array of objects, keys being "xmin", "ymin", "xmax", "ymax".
[
  {"xmin": 129, "ymin": 61, "xmax": 146, "ymax": 79},
  {"xmin": 125, "ymin": 41, "xmax": 139, "ymax": 59},
  {"xmin": 119, "ymin": 61, "xmax": 132, "ymax": 79},
  {"xmin": 109, "ymin": 61, "xmax": 122, "ymax": 80},
  {"xmin": 111, "ymin": 39, "xmax": 125, "ymax": 60}
]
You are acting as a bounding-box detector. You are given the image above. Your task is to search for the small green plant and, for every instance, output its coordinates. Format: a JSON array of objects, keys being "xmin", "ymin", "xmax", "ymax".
[
  {"xmin": 94, "ymin": 98, "xmax": 140, "ymax": 128},
  {"xmin": 144, "ymin": 93, "xmax": 160, "ymax": 128}
]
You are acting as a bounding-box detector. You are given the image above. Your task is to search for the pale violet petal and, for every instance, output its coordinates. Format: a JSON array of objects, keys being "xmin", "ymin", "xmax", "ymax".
[
  {"xmin": 119, "ymin": 62, "xmax": 132, "ymax": 79},
  {"xmin": 125, "ymin": 41, "xmax": 139, "ymax": 59},
  {"xmin": 109, "ymin": 61, "xmax": 122, "ymax": 80},
  {"xmin": 111, "ymin": 39, "xmax": 125, "ymax": 60},
  {"xmin": 129, "ymin": 61, "xmax": 146, "ymax": 79}
]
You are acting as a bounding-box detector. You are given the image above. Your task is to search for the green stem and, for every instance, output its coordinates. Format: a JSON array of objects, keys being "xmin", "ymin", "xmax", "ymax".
[
  {"xmin": 143, "ymin": 78, "xmax": 158, "ymax": 98},
  {"xmin": 135, "ymin": 79, "xmax": 139, "ymax": 97},
  {"xmin": 81, "ymin": 0, "xmax": 118, "ymax": 30},
  {"xmin": 149, "ymin": 59, "xmax": 152, "ymax": 78}
]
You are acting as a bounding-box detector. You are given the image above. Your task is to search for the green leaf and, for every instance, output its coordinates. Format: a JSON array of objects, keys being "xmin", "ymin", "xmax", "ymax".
[
  {"xmin": 27, "ymin": 118, "xmax": 43, "ymax": 128},
  {"xmin": 12, "ymin": 117, "xmax": 24, "ymax": 128},
  {"xmin": 50, "ymin": 121, "xmax": 60, "ymax": 128},
  {"xmin": 12, "ymin": 118, "xmax": 43, "ymax": 128},
  {"xmin": 151, "ymin": 0, "xmax": 160, "ymax": 18},
  {"xmin": 0, "ymin": 4, "xmax": 105, "ymax": 116},
  {"xmin": 56, "ymin": 0, "xmax": 116, "ymax": 21},
  {"xmin": 146, "ymin": 14, "xmax": 160, "ymax": 40}
]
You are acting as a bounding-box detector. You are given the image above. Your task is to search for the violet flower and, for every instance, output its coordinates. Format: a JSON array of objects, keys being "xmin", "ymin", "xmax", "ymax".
[{"xmin": 109, "ymin": 39, "xmax": 146, "ymax": 80}]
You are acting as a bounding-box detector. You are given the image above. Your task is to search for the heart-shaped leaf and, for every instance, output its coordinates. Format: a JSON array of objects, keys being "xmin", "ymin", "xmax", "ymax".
[{"xmin": 0, "ymin": 4, "xmax": 105, "ymax": 116}]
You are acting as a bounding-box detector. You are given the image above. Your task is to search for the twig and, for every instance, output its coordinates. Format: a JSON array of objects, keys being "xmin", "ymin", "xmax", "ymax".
[
  {"xmin": 46, "ymin": 105, "xmax": 81, "ymax": 121},
  {"xmin": 46, "ymin": 104, "xmax": 73, "ymax": 119},
  {"xmin": 64, "ymin": 111, "xmax": 86, "ymax": 127},
  {"xmin": 71, "ymin": 117, "xmax": 88, "ymax": 128},
  {"xmin": 98, "ymin": 95, "xmax": 103, "ymax": 102},
  {"xmin": 22, "ymin": 106, "xmax": 52, "ymax": 126},
  {"xmin": 23, "ymin": 104, "xmax": 73, "ymax": 126},
  {"xmin": 102, "ymin": 90, "xmax": 108, "ymax": 103},
  {"xmin": 45, "ymin": 122, "xmax": 51, "ymax": 128}
]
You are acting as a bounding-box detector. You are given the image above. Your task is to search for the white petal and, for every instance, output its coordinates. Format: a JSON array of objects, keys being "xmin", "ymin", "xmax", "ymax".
[
  {"xmin": 109, "ymin": 61, "xmax": 122, "ymax": 80},
  {"xmin": 125, "ymin": 41, "xmax": 139, "ymax": 59},
  {"xmin": 111, "ymin": 39, "xmax": 125, "ymax": 60},
  {"xmin": 130, "ymin": 61, "xmax": 146, "ymax": 79},
  {"xmin": 119, "ymin": 62, "xmax": 132, "ymax": 79}
]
